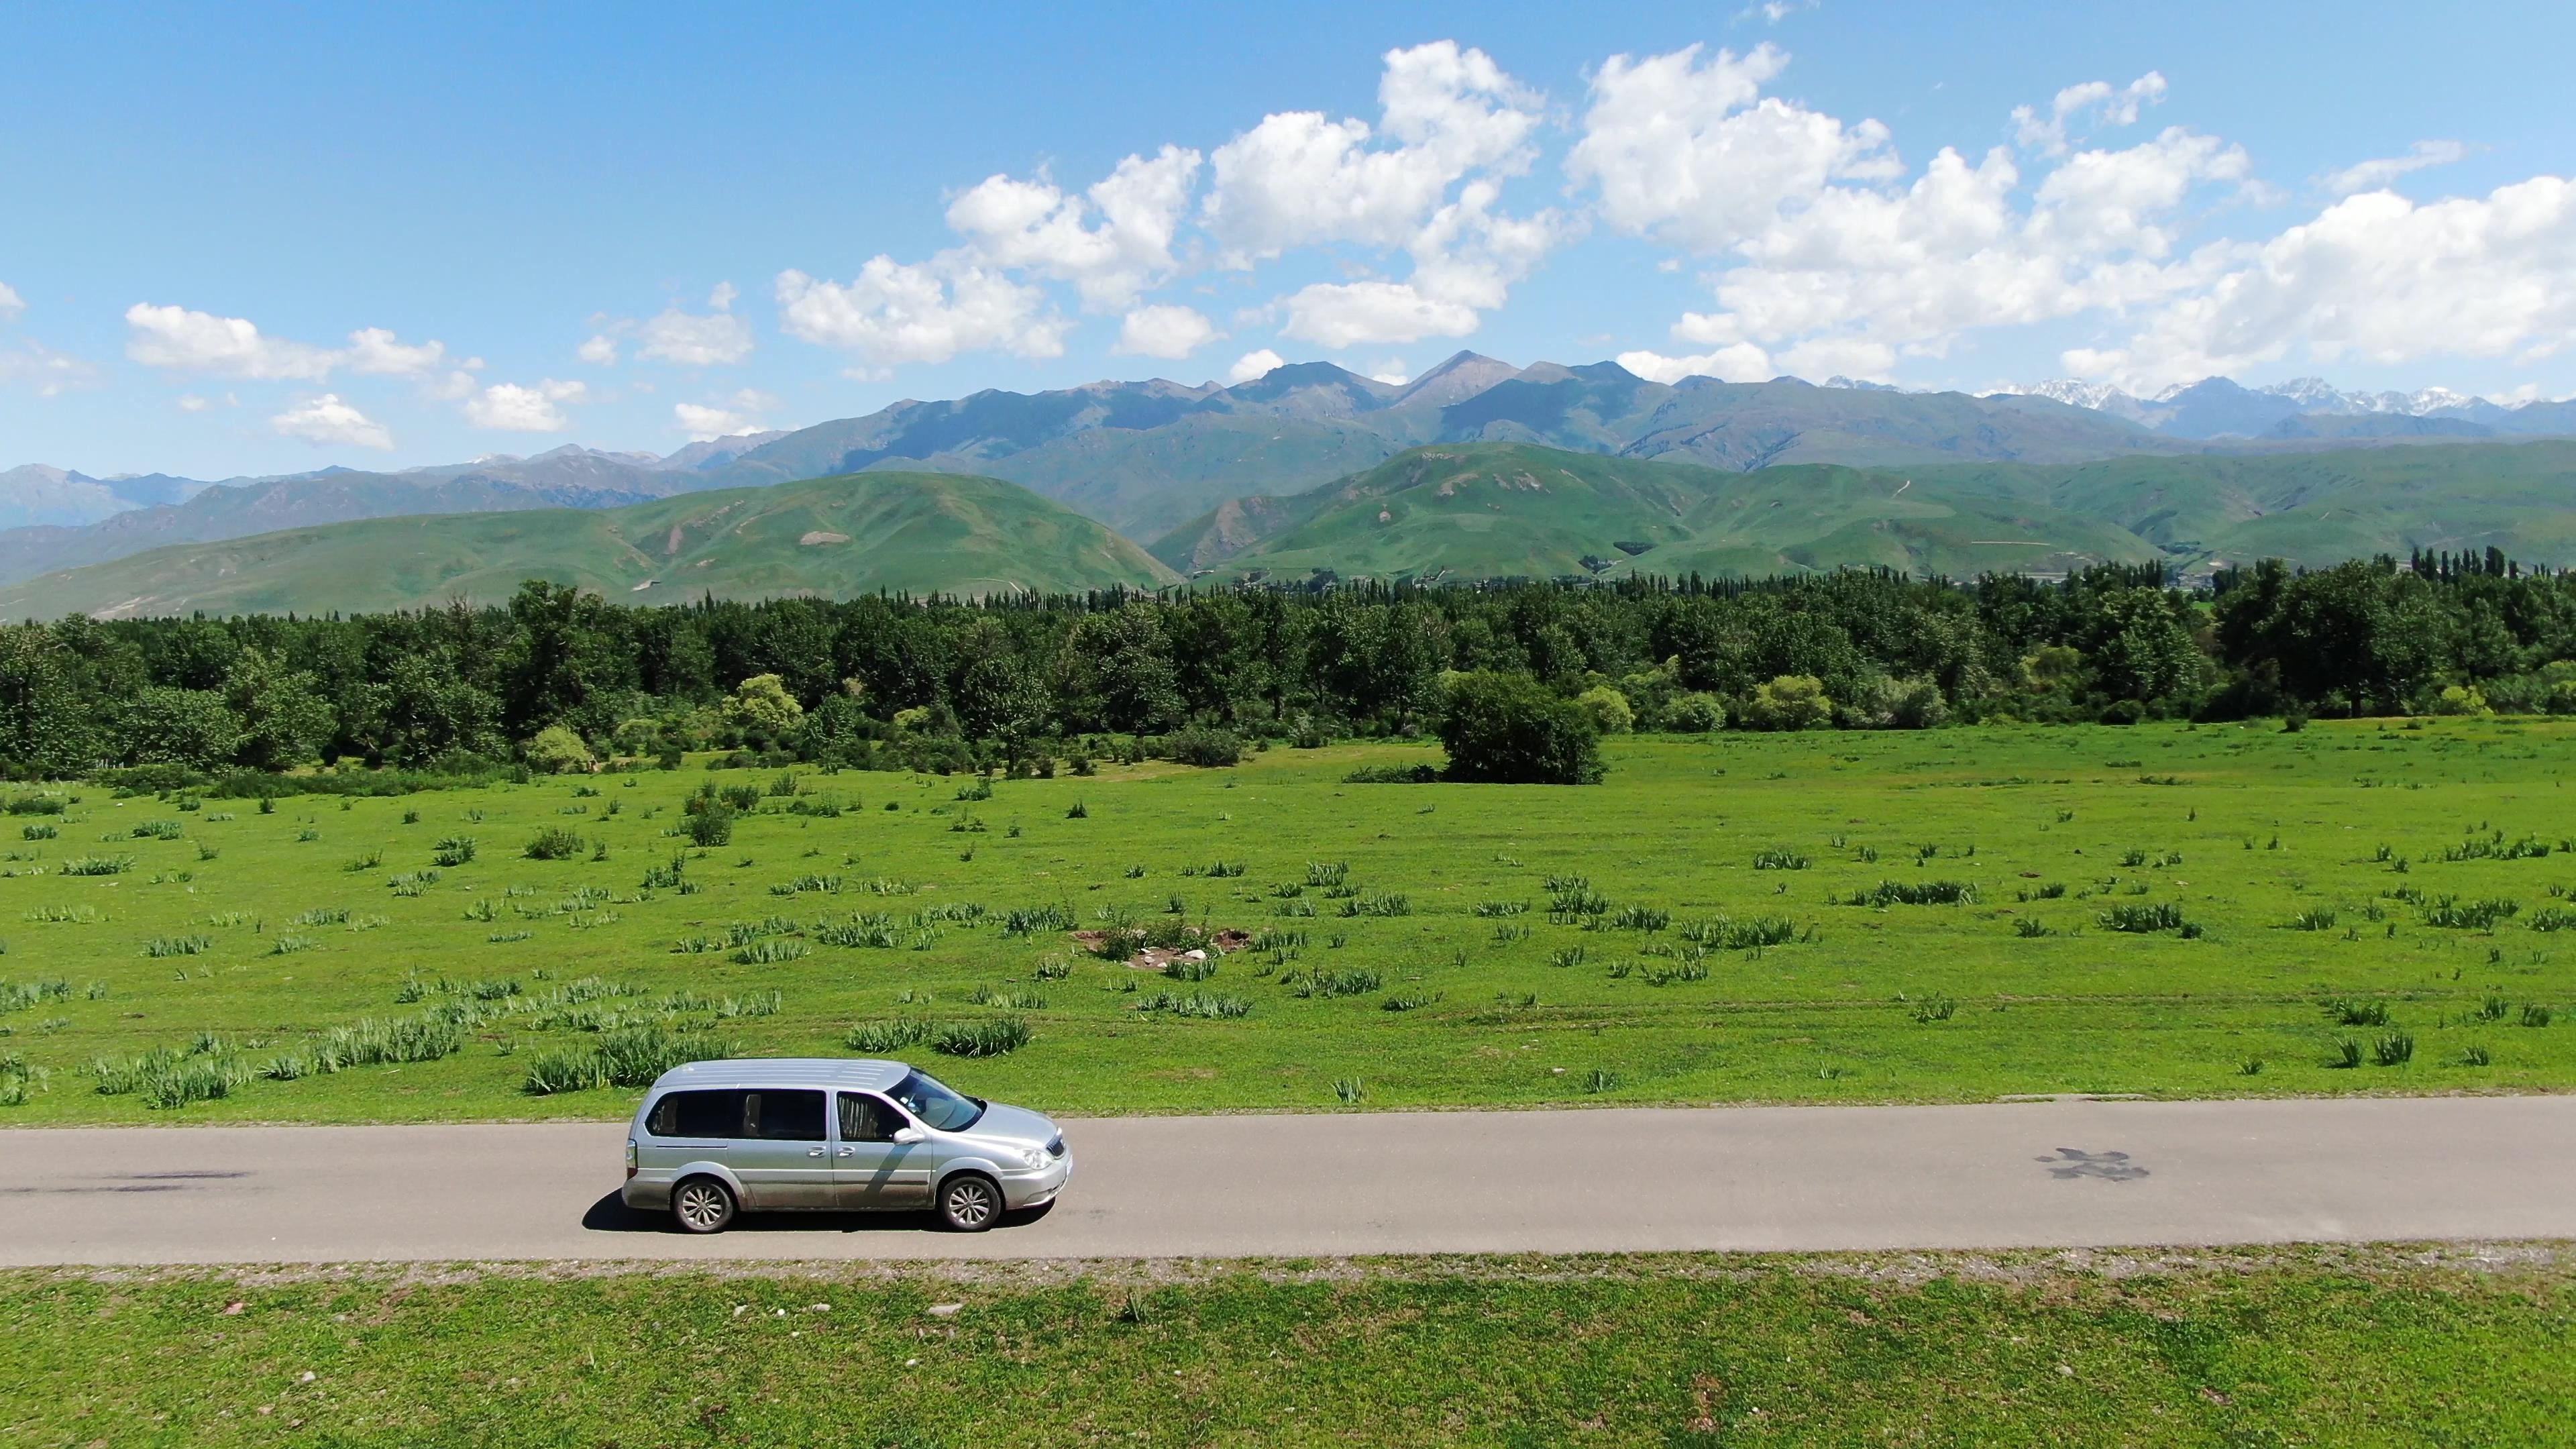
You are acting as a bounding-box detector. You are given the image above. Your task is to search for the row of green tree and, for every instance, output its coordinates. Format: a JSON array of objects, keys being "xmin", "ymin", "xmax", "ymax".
[{"xmin": 3, "ymin": 557, "xmax": 2572, "ymax": 781}]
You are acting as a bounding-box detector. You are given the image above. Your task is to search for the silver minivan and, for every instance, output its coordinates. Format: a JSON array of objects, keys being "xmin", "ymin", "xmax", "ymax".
[{"xmin": 621, "ymin": 1057, "xmax": 1071, "ymax": 1233}]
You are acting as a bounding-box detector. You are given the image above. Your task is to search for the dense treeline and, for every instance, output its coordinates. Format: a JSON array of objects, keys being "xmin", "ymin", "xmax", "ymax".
[{"xmin": 3, "ymin": 555, "xmax": 2573, "ymax": 782}]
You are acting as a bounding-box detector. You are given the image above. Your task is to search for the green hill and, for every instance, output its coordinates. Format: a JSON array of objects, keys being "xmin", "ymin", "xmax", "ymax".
[
  {"xmin": 1155, "ymin": 445, "xmax": 2163, "ymax": 584},
  {"xmin": 0, "ymin": 471, "xmax": 1179, "ymax": 619},
  {"xmin": 1159, "ymin": 439, "xmax": 2576, "ymax": 584}
]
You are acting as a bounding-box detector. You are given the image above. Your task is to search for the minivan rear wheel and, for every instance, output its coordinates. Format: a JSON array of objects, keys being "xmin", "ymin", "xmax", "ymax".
[
  {"xmin": 672, "ymin": 1177, "xmax": 736, "ymax": 1234},
  {"xmin": 937, "ymin": 1173, "xmax": 1001, "ymax": 1232}
]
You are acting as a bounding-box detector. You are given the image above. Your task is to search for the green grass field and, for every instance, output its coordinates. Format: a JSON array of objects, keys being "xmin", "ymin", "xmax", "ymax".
[
  {"xmin": 2, "ymin": 718, "xmax": 2571, "ymax": 1124},
  {"xmin": 4, "ymin": 1247, "xmax": 2568, "ymax": 1446}
]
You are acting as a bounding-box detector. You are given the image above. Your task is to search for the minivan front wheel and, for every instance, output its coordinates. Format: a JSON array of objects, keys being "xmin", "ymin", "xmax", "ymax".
[
  {"xmin": 672, "ymin": 1177, "xmax": 737, "ymax": 1234},
  {"xmin": 937, "ymin": 1173, "xmax": 1001, "ymax": 1232}
]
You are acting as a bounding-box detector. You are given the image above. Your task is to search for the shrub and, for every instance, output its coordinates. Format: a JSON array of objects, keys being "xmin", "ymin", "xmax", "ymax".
[
  {"xmin": 1134, "ymin": 991, "xmax": 1248, "ymax": 1020},
  {"xmin": 1436, "ymin": 672, "xmax": 1604, "ymax": 785},
  {"xmin": 1753, "ymin": 849, "xmax": 1809, "ymax": 871},
  {"xmin": 522, "ymin": 827, "xmax": 585, "ymax": 861},
  {"xmin": 1287, "ymin": 968, "xmax": 1381, "ymax": 998},
  {"xmin": 933, "ymin": 1016, "xmax": 1031, "ymax": 1057},
  {"xmin": 2422, "ymin": 896, "xmax": 2518, "ymax": 930},
  {"xmin": 4, "ymin": 795, "xmax": 66, "ymax": 816},
  {"xmin": 1846, "ymin": 880, "xmax": 1977, "ymax": 907},
  {"xmin": 2373, "ymin": 1032, "xmax": 2416, "ymax": 1066},
  {"xmin": 2098, "ymin": 902, "xmax": 2188, "ymax": 933},
  {"xmin": 523, "ymin": 725, "xmax": 597, "ymax": 774},
  {"xmin": 2324, "ymin": 998, "xmax": 2391, "ymax": 1027},
  {"xmin": 683, "ymin": 804, "xmax": 734, "ymax": 848},
  {"xmin": 1664, "ymin": 691, "xmax": 1727, "ymax": 733},
  {"xmin": 1161, "ymin": 726, "xmax": 1244, "ymax": 767},
  {"xmin": 432, "ymin": 835, "xmax": 478, "ymax": 867},
  {"xmin": 1574, "ymin": 686, "xmax": 1633, "ymax": 735},
  {"xmin": 845, "ymin": 1020, "xmax": 933, "ymax": 1054},
  {"xmin": 19, "ymin": 823, "xmax": 56, "ymax": 841},
  {"xmin": 1739, "ymin": 675, "xmax": 1833, "ymax": 732},
  {"xmin": 1343, "ymin": 762, "xmax": 1441, "ymax": 784},
  {"xmin": 60, "ymin": 855, "xmax": 136, "ymax": 877}
]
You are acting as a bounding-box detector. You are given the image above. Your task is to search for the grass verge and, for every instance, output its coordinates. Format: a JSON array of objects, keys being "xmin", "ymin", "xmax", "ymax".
[{"xmin": 3, "ymin": 1246, "xmax": 2571, "ymax": 1446}]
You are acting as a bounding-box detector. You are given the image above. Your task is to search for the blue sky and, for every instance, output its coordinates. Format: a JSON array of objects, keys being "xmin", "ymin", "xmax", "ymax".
[{"xmin": 5, "ymin": 0, "xmax": 2574, "ymax": 476}]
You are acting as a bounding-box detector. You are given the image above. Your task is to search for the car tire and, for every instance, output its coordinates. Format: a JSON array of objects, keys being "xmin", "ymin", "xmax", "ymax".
[
  {"xmin": 672, "ymin": 1176, "xmax": 737, "ymax": 1234},
  {"xmin": 936, "ymin": 1173, "xmax": 1002, "ymax": 1232}
]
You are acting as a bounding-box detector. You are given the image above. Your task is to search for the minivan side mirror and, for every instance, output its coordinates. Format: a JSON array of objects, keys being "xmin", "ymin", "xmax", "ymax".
[{"xmin": 892, "ymin": 1126, "xmax": 927, "ymax": 1145}]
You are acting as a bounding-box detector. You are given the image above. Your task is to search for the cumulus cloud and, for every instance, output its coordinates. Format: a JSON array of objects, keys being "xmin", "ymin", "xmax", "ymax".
[
  {"xmin": 578, "ymin": 334, "xmax": 619, "ymax": 366},
  {"xmin": 0, "ymin": 341, "xmax": 101, "ymax": 397},
  {"xmin": 125, "ymin": 304, "xmax": 457, "ymax": 384},
  {"xmin": 1228, "ymin": 348, "xmax": 1285, "ymax": 384},
  {"xmin": 2086, "ymin": 176, "xmax": 2576, "ymax": 389},
  {"xmin": 672, "ymin": 388, "xmax": 780, "ymax": 441},
  {"xmin": 466, "ymin": 378, "xmax": 586, "ymax": 432},
  {"xmin": 1204, "ymin": 41, "xmax": 1542, "ymax": 262},
  {"xmin": 2010, "ymin": 72, "xmax": 2167, "ymax": 157},
  {"xmin": 1207, "ymin": 44, "xmax": 1566, "ymax": 347},
  {"xmin": 1615, "ymin": 343, "xmax": 1773, "ymax": 384},
  {"xmin": 0, "ymin": 282, "xmax": 21, "ymax": 319},
  {"xmin": 775, "ymin": 258, "xmax": 1067, "ymax": 366},
  {"xmin": 126, "ymin": 303, "xmax": 339, "ymax": 380},
  {"xmin": 1114, "ymin": 303, "xmax": 1221, "ymax": 358},
  {"xmin": 1566, "ymin": 43, "xmax": 1897, "ymax": 252},
  {"xmin": 271, "ymin": 393, "xmax": 392, "ymax": 449},
  {"xmin": 341, "ymin": 327, "xmax": 449, "ymax": 376},
  {"xmin": 947, "ymin": 145, "xmax": 1202, "ymax": 309},
  {"xmin": 2323, "ymin": 140, "xmax": 2469, "ymax": 197},
  {"xmin": 1577, "ymin": 50, "xmax": 2257, "ymax": 384},
  {"xmin": 639, "ymin": 305, "xmax": 754, "ymax": 366}
]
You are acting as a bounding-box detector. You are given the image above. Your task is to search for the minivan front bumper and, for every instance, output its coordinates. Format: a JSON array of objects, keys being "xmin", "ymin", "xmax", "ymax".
[{"xmin": 998, "ymin": 1146, "xmax": 1073, "ymax": 1209}]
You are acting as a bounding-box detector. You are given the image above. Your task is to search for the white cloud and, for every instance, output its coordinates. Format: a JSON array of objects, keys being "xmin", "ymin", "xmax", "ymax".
[
  {"xmin": 176, "ymin": 394, "xmax": 211, "ymax": 412},
  {"xmin": 1114, "ymin": 304, "xmax": 1220, "ymax": 358},
  {"xmin": 0, "ymin": 282, "xmax": 21, "ymax": 319},
  {"xmin": 674, "ymin": 389, "xmax": 778, "ymax": 439},
  {"xmin": 775, "ymin": 258, "xmax": 1067, "ymax": 366},
  {"xmin": 125, "ymin": 304, "xmax": 458, "ymax": 385},
  {"xmin": 578, "ymin": 334, "xmax": 620, "ymax": 366},
  {"xmin": 947, "ymin": 145, "xmax": 1202, "ymax": 309},
  {"xmin": 2100, "ymin": 176, "xmax": 2576, "ymax": 390},
  {"xmin": 1228, "ymin": 348, "xmax": 1286, "ymax": 384},
  {"xmin": 0, "ymin": 341, "xmax": 101, "ymax": 397},
  {"xmin": 708, "ymin": 280, "xmax": 739, "ymax": 311},
  {"xmin": 341, "ymin": 327, "xmax": 448, "ymax": 376},
  {"xmin": 125, "ymin": 303, "xmax": 338, "ymax": 380},
  {"xmin": 1279, "ymin": 178, "xmax": 1573, "ymax": 347},
  {"xmin": 2010, "ymin": 72, "xmax": 2167, "ymax": 157},
  {"xmin": 1615, "ymin": 343, "xmax": 1772, "ymax": 384},
  {"xmin": 1580, "ymin": 50, "xmax": 2261, "ymax": 385},
  {"xmin": 639, "ymin": 305, "xmax": 755, "ymax": 366},
  {"xmin": 425, "ymin": 369, "xmax": 480, "ymax": 402},
  {"xmin": 271, "ymin": 393, "xmax": 392, "ymax": 450},
  {"xmin": 2324, "ymin": 140, "xmax": 2469, "ymax": 197},
  {"xmin": 466, "ymin": 378, "xmax": 586, "ymax": 432},
  {"xmin": 1567, "ymin": 43, "xmax": 1896, "ymax": 252},
  {"xmin": 1204, "ymin": 41, "xmax": 1542, "ymax": 261}
]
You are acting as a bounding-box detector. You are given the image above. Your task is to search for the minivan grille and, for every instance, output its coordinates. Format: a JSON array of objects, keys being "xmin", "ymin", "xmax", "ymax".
[{"xmin": 1044, "ymin": 1134, "xmax": 1066, "ymax": 1159}]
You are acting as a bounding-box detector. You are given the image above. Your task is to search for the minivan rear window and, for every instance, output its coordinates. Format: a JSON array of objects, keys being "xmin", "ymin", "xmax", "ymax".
[{"xmin": 646, "ymin": 1087, "xmax": 826, "ymax": 1141}]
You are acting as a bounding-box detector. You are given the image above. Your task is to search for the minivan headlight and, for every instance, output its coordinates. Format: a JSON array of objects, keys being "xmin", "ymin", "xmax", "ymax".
[{"xmin": 1012, "ymin": 1146, "xmax": 1048, "ymax": 1169}]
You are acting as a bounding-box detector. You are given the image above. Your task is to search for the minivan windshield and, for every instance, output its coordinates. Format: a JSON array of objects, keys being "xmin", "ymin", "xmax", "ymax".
[{"xmin": 888, "ymin": 1068, "xmax": 983, "ymax": 1131}]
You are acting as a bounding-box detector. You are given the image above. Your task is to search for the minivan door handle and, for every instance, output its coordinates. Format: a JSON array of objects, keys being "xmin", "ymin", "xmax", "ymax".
[
  {"xmin": 806, "ymin": 1147, "xmax": 826, "ymax": 1157},
  {"xmin": 837, "ymin": 1146, "xmax": 855, "ymax": 1157}
]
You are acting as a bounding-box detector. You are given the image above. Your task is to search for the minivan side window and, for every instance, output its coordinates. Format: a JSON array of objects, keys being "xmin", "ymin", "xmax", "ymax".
[
  {"xmin": 838, "ymin": 1091, "xmax": 902, "ymax": 1142},
  {"xmin": 742, "ymin": 1089, "xmax": 826, "ymax": 1142},
  {"xmin": 648, "ymin": 1089, "xmax": 746, "ymax": 1139}
]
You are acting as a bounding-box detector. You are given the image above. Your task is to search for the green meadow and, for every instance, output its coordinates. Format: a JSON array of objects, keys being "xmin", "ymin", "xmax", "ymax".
[
  {"xmin": 2, "ymin": 718, "xmax": 2571, "ymax": 1124},
  {"xmin": 4, "ymin": 1248, "xmax": 2569, "ymax": 1446}
]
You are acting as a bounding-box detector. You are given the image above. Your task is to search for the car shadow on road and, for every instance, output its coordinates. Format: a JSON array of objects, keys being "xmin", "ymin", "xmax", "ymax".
[{"xmin": 582, "ymin": 1191, "xmax": 1055, "ymax": 1236}]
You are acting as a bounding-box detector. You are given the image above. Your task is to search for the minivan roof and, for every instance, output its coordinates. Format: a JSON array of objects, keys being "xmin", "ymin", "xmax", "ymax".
[{"xmin": 643, "ymin": 1057, "xmax": 910, "ymax": 1093}]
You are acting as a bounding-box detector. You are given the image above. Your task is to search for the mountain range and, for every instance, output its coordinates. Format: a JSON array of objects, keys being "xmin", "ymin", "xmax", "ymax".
[
  {"xmin": 2, "ymin": 354, "xmax": 2572, "ymax": 614},
  {"xmin": 1987, "ymin": 375, "xmax": 2576, "ymax": 441}
]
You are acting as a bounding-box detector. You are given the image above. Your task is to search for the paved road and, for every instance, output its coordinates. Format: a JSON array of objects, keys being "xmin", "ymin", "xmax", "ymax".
[{"xmin": 3, "ymin": 1095, "xmax": 2571, "ymax": 1265}]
